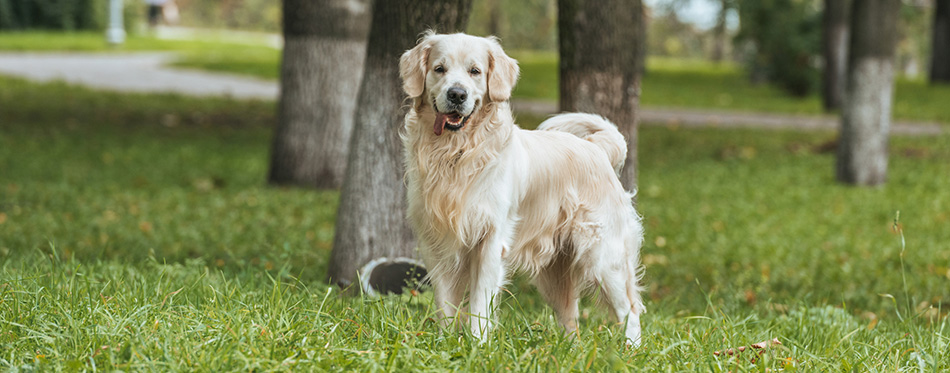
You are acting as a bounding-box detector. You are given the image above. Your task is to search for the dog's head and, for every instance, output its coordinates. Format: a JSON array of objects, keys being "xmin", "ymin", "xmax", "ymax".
[{"xmin": 399, "ymin": 32, "xmax": 519, "ymax": 136}]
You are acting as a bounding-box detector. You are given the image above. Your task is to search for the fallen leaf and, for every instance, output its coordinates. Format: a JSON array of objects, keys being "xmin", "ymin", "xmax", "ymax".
[
  {"xmin": 713, "ymin": 338, "xmax": 781, "ymax": 356},
  {"xmin": 744, "ymin": 289, "xmax": 757, "ymax": 305}
]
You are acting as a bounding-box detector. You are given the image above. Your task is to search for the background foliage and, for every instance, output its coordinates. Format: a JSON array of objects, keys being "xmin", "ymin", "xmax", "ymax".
[
  {"xmin": 0, "ymin": 0, "xmax": 146, "ymax": 31},
  {"xmin": 734, "ymin": 0, "xmax": 821, "ymax": 97},
  {"xmin": 467, "ymin": 0, "xmax": 557, "ymax": 50},
  {"xmin": 173, "ymin": 0, "xmax": 280, "ymax": 32},
  {"xmin": 0, "ymin": 0, "xmax": 108, "ymax": 30}
]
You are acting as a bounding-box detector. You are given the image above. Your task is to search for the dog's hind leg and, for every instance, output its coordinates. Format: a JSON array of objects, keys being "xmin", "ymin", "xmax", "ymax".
[
  {"xmin": 535, "ymin": 254, "xmax": 579, "ymax": 334},
  {"xmin": 597, "ymin": 245, "xmax": 644, "ymax": 347}
]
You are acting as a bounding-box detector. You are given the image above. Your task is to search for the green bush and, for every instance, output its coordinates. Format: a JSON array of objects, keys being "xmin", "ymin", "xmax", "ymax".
[{"xmin": 0, "ymin": 0, "xmax": 109, "ymax": 31}]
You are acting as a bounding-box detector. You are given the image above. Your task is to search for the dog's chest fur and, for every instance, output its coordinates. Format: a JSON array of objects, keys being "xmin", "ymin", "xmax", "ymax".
[
  {"xmin": 408, "ymin": 134, "xmax": 506, "ymax": 247},
  {"xmin": 404, "ymin": 109, "xmax": 518, "ymax": 241}
]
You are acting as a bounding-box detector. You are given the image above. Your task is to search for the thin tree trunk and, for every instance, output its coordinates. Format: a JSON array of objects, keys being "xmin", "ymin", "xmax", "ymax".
[
  {"xmin": 836, "ymin": 0, "xmax": 900, "ymax": 186},
  {"xmin": 558, "ymin": 0, "xmax": 645, "ymax": 191},
  {"xmin": 328, "ymin": 0, "xmax": 472, "ymax": 289},
  {"xmin": 931, "ymin": 0, "xmax": 950, "ymax": 83},
  {"xmin": 487, "ymin": 0, "xmax": 502, "ymax": 36},
  {"xmin": 711, "ymin": 0, "xmax": 728, "ymax": 62},
  {"xmin": 268, "ymin": 0, "xmax": 369, "ymax": 189},
  {"xmin": 821, "ymin": 0, "xmax": 850, "ymax": 111}
]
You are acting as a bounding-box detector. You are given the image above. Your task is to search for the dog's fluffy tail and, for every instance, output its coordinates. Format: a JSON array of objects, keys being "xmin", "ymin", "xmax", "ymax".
[{"xmin": 537, "ymin": 113, "xmax": 627, "ymax": 175}]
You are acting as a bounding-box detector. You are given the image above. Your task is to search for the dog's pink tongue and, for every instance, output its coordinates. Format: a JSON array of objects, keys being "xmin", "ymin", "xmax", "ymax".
[{"xmin": 433, "ymin": 112, "xmax": 448, "ymax": 136}]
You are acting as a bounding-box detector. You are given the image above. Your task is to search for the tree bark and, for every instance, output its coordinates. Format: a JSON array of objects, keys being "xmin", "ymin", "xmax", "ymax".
[
  {"xmin": 558, "ymin": 0, "xmax": 645, "ymax": 191},
  {"xmin": 327, "ymin": 0, "xmax": 472, "ymax": 289},
  {"xmin": 821, "ymin": 0, "xmax": 850, "ymax": 111},
  {"xmin": 931, "ymin": 0, "xmax": 950, "ymax": 83},
  {"xmin": 268, "ymin": 0, "xmax": 370, "ymax": 189},
  {"xmin": 836, "ymin": 0, "xmax": 900, "ymax": 186}
]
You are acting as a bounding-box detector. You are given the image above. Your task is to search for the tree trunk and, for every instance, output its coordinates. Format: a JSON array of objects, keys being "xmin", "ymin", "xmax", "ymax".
[
  {"xmin": 931, "ymin": 0, "xmax": 950, "ymax": 83},
  {"xmin": 821, "ymin": 0, "xmax": 850, "ymax": 111},
  {"xmin": 558, "ymin": 0, "xmax": 645, "ymax": 191},
  {"xmin": 268, "ymin": 0, "xmax": 369, "ymax": 189},
  {"xmin": 328, "ymin": 0, "xmax": 472, "ymax": 289},
  {"xmin": 711, "ymin": 0, "xmax": 728, "ymax": 62},
  {"xmin": 487, "ymin": 0, "xmax": 502, "ymax": 36},
  {"xmin": 836, "ymin": 0, "xmax": 900, "ymax": 186}
]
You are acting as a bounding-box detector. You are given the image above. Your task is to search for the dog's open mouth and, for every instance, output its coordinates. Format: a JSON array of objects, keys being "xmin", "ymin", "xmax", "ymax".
[{"xmin": 433, "ymin": 111, "xmax": 469, "ymax": 136}]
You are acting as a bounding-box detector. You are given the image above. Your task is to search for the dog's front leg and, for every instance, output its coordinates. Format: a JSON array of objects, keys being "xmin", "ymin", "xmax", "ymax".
[{"xmin": 468, "ymin": 235, "xmax": 506, "ymax": 343}]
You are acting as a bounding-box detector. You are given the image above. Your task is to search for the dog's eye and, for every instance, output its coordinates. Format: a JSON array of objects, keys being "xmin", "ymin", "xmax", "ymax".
[
  {"xmin": 469, "ymin": 67, "xmax": 481, "ymax": 76},
  {"xmin": 434, "ymin": 65, "xmax": 446, "ymax": 74}
]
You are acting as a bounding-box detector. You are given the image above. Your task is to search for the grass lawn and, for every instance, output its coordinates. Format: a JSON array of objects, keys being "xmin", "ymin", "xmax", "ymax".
[
  {"xmin": 2, "ymin": 76, "xmax": 949, "ymax": 370},
  {"xmin": 4, "ymin": 31, "xmax": 950, "ymax": 125}
]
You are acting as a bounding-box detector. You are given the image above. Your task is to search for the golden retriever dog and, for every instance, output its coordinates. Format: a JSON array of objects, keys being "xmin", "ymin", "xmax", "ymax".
[{"xmin": 399, "ymin": 32, "xmax": 645, "ymax": 346}]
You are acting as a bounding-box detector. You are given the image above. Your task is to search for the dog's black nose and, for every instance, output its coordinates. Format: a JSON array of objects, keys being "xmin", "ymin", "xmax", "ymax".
[{"xmin": 447, "ymin": 87, "xmax": 467, "ymax": 105}]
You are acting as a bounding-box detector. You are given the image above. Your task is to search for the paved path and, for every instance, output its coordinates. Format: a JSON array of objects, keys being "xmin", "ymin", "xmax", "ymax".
[
  {"xmin": 0, "ymin": 52, "xmax": 943, "ymax": 135},
  {"xmin": 0, "ymin": 53, "xmax": 277, "ymax": 99}
]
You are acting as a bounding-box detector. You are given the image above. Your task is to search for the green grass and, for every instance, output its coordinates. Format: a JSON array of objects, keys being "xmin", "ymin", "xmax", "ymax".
[
  {"xmin": 2, "ymin": 75, "xmax": 950, "ymax": 370},
  {"xmin": 170, "ymin": 47, "xmax": 279, "ymax": 79}
]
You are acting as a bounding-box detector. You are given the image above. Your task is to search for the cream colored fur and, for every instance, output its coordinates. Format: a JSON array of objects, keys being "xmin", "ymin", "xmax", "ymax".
[{"xmin": 399, "ymin": 32, "xmax": 645, "ymax": 346}]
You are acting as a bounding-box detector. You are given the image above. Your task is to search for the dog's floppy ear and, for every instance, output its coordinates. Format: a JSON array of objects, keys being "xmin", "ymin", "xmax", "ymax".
[
  {"xmin": 487, "ymin": 37, "xmax": 520, "ymax": 102},
  {"xmin": 399, "ymin": 34, "xmax": 433, "ymax": 99}
]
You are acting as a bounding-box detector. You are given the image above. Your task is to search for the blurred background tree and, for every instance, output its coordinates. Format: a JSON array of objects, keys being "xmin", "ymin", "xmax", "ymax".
[
  {"xmin": 898, "ymin": 2, "xmax": 933, "ymax": 80},
  {"xmin": 734, "ymin": 0, "xmax": 821, "ymax": 97},
  {"xmin": 820, "ymin": 0, "xmax": 849, "ymax": 111},
  {"xmin": 710, "ymin": 0, "xmax": 737, "ymax": 62},
  {"xmin": 931, "ymin": 0, "xmax": 949, "ymax": 83}
]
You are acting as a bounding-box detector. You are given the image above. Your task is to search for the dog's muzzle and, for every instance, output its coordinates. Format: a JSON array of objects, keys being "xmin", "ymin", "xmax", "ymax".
[{"xmin": 433, "ymin": 110, "xmax": 469, "ymax": 135}]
